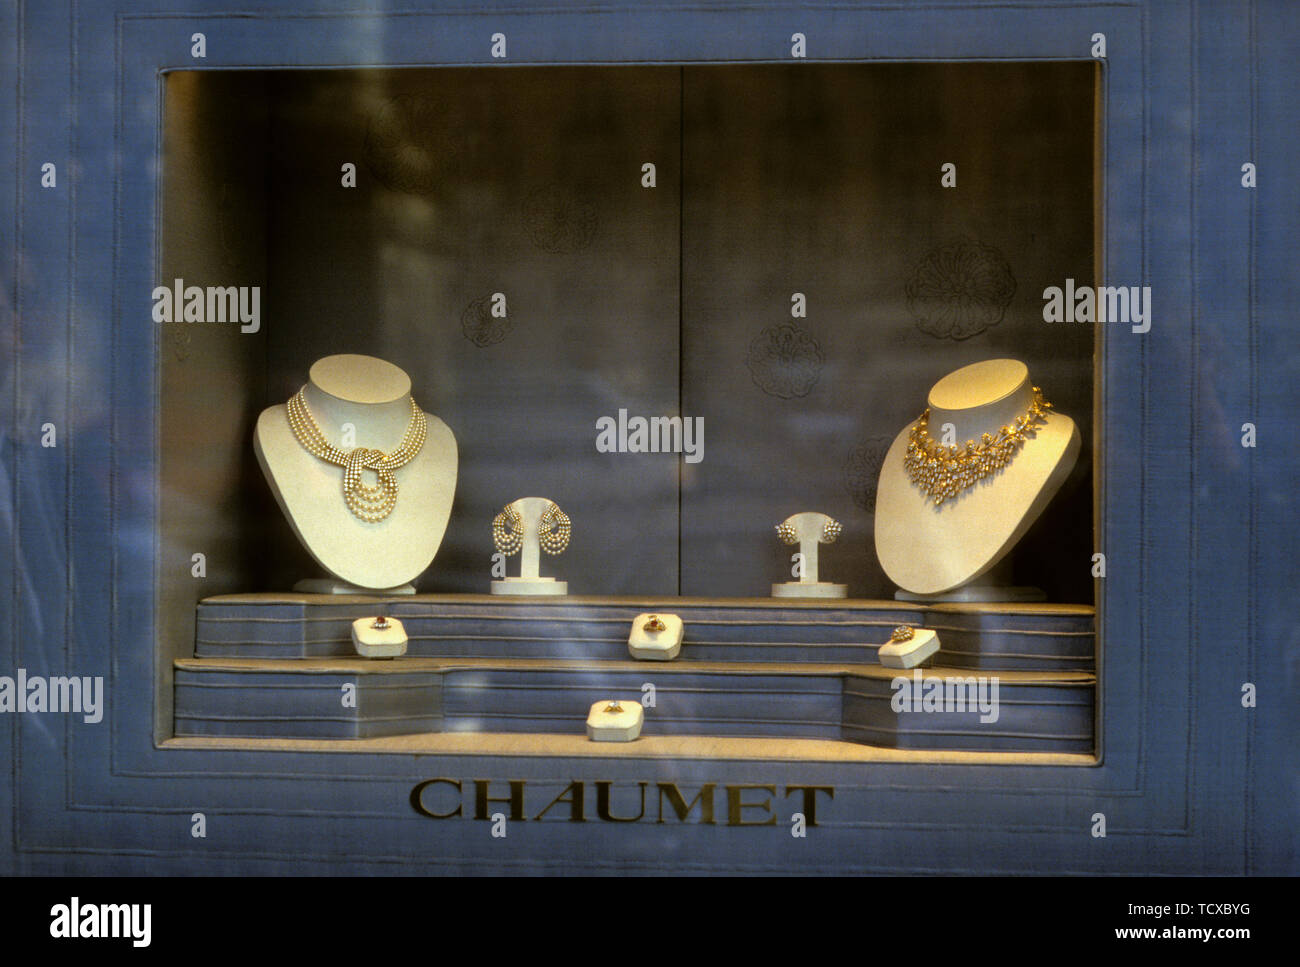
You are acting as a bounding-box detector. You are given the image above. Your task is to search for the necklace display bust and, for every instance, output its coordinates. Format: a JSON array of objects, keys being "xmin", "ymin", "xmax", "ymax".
[
  {"xmin": 253, "ymin": 354, "xmax": 458, "ymax": 590},
  {"xmin": 874, "ymin": 359, "xmax": 1080, "ymax": 599}
]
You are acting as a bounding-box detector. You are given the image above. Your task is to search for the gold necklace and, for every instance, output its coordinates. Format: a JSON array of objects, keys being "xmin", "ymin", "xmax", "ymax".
[
  {"xmin": 903, "ymin": 387, "xmax": 1052, "ymax": 505},
  {"xmin": 286, "ymin": 389, "xmax": 427, "ymax": 523}
]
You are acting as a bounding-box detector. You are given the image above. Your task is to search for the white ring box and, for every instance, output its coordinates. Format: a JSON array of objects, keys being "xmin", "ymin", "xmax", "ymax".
[
  {"xmin": 628, "ymin": 613, "xmax": 684, "ymax": 660},
  {"xmin": 350, "ymin": 616, "xmax": 408, "ymax": 659},
  {"xmin": 877, "ymin": 627, "xmax": 940, "ymax": 669},
  {"xmin": 586, "ymin": 700, "xmax": 644, "ymax": 742}
]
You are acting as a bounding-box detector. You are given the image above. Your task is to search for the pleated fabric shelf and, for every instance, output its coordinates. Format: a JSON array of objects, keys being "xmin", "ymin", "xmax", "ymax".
[
  {"xmin": 176, "ymin": 594, "xmax": 1096, "ymax": 753},
  {"xmin": 193, "ymin": 593, "xmax": 1094, "ymax": 671},
  {"xmin": 174, "ymin": 665, "xmax": 443, "ymax": 740}
]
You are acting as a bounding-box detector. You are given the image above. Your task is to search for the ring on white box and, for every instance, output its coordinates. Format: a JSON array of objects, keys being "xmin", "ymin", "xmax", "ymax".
[
  {"xmin": 587, "ymin": 699, "xmax": 643, "ymax": 742},
  {"xmin": 351, "ymin": 614, "xmax": 408, "ymax": 659},
  {"xmin": 878, "ymin": 626, "xmax": 940, "ymax": 669},
  {"xmin": 628, "ymin": 612, "xmax": 683, "ymax": 661}
]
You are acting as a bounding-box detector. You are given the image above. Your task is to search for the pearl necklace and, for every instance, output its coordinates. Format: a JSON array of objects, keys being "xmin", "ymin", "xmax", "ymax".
[
  {"xmin": 903, "ymin": 387, "xmax": 1052, "ymax": 506},
  {"xmin": 285, "ymin": 388, "xmax": 428, "ymax": 523}
]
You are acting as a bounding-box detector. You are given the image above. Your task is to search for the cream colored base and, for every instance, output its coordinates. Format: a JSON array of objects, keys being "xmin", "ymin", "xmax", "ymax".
[
  {"xmin": 350, "ymin": 616, "xmax": 409, "ymax": 658},
  {"xmin": 296, "ymin": 578, "xmax": 416, "ymax": 596},
  {"xmin": 491, "ymin": 577, "xmax": 568, "ymax": 596},
  {"xmin": 878, "ymin": 628, "xmax": 940, "ymax": 668},
  {"xmin": 586, "ymin": 701, "xmax": 644, "ymax": 742},
  {"xmin": 628, "ymin": 613, "xmax": 684, "ymax": 660},
  {"xmin": 896, "ymin": 585, "xmax": 1045, "ymax": 603},
  {"xmin": 772, "ymin": 581, "xmax": 848, "ymax": 598}
]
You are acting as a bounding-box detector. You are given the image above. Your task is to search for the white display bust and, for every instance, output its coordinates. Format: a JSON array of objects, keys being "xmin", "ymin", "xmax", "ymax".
[
  {"xmin": 874, "ymin": 359, "xmax": 1080, "ymax": 598},
  {"xmin": 253, "ymin": 354, "xmax": 458, "ymax": 590}
]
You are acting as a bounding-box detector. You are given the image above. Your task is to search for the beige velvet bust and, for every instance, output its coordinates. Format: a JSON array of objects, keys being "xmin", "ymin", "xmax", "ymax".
[{"xmin": 253, "ymin": 354, "xmax": 457, "ymax": 590}]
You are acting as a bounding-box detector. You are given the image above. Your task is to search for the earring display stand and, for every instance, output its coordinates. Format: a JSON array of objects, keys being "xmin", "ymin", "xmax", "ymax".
[
  {"xmin": 490, "ymin": 497, "xmax": 569, "ymax": 596},
  {"xmin": 771, "ymin": 512, "xmax": 847, "ymax": 598}
]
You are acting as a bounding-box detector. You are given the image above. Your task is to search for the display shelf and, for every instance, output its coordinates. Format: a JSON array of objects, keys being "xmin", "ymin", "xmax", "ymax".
[
  {"xmin": 194, "ymin": 593, "xmax": 1095, "ymax": 671},
  {"xmin": 175, "ymin": 594, "xmax": 1095, "ymax": 753}
]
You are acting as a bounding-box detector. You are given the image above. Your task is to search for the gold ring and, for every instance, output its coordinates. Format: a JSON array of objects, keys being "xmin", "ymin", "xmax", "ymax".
[
  {"xmin": 890, "ymin": 626, "xmax": 915, "ymax": 643},
  {"xmin": 643, "ymin": 615, "xmax": 666, "ymax": 632},
  {"xmin": 604, "ymin": 701, "xmax": 623, "ymax": 714}
]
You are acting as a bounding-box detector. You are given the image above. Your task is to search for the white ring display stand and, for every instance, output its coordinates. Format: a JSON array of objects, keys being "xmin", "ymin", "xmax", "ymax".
[
  {"xmin": 253, "ymin": 354, "xmax": 458, "ymax": 591},
  {"xmin": 877, "ymin": 627, "xmax": 940, "ymax": 669},
  {"xmin": 490, "ymin": 496, "xmax": 569, "ymax": 596},
  {"xmin": 874, "ymin": 359, "xmax": 1080, "ymax": 600},
  {"xmin": 350, "ymin": 616, "xmax": 409, "ymax": 659},
  {"xmin": 628, "ymin": 613, "xmax": 684, "ymax": 660},
  {"xmin": 586, "ymin": 700, "xmax": 644, "ymax": 742}
]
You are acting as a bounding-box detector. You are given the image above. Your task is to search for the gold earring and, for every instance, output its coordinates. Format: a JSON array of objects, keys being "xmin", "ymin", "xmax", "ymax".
[
  {"xmin": 538, "ymin": 502, "xmax": 571, "ymax": 555},
  {"xmin": 492, "ymin": 505, "xmax": 524, "ymax": 555}
]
